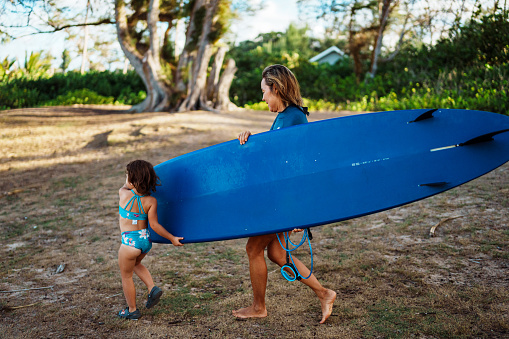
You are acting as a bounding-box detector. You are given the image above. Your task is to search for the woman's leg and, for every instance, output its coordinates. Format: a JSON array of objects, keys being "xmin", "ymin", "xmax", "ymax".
[
  {"xmin": 232, "ymin": 233, "xmax": 276, "ymax": 319},
  {"xmin": 267, "ymin": 233, "xmax": 337, "ymax": 324},
  {"xmin": 118, "ymin": 244, "xmax": 142, "ymax": 312}
]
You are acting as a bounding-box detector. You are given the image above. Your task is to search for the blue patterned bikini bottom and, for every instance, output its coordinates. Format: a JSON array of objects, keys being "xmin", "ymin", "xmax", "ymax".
[{"xmin": 121, "ymin": 229, "xmax": 152, "ymax": 254}]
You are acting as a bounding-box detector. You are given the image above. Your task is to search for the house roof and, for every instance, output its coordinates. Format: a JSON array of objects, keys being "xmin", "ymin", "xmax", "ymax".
[{"xmin": 309, "ymin": 46, "xmax": 345, "ymax": 63}]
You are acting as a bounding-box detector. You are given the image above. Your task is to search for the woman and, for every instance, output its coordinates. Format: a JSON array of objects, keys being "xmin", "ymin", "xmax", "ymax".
[{"xmin": 234, "ymin": 65, "xmax": 336, "ymax": 324}]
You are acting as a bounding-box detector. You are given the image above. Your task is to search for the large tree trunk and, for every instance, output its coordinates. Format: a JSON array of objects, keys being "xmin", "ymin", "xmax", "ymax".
[
  {"xmin": 367, "ymin": 0, "xmax": 392, "ymax": 80},
  {"xmin": 115, "ymin": 0, "xmax": 171, "ymax": 112},
  {"xmin": 116, "ymin": 0, "xmax": 234, "ymax": 113},
  {"xmin": 80, "ymin": 0, "xmax": 91, "ymax": 75},
  {"xmin": 178, "ymin": 0, "xmax": 220, "ymax": 112},
  {"xmin": 348, "ymin": 4, "xmax": 364, "ymax": 82},
  {"xmin": 215, "ymin": 58, "xmax": 238, "ymax": 111},
  {"xmin": 382, "ymin": 4, "xmax": 411, "ymax": 63},
  {"xmin": 206, "ymin": 46, "xmax": 227, "ymax": 102}
]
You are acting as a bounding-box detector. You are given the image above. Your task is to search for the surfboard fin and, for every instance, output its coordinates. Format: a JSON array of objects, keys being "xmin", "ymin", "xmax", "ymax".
[
  {"xmin": 431, "ymin": 129, "xmax": 509, "ymax": 152},
  {"xmin": 458, "ymin": 129, "xmax": 509, "ymax": 146},
  {"xmin": 408, "ymin": 109, "xmax": 438, "ymax": 123},
  {"xmin": 419, "ymin": 182, "xmax": 449, "ymax": 187}
]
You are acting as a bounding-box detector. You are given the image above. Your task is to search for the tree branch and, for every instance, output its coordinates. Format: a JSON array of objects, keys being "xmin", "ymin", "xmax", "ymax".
[
  {"xmin": 380, "ymin": 2, "xmax": 412, "ymax": 63},
  {"xmin": 8, "ymin": 18, "xmax": 115, "ymax": 39}
]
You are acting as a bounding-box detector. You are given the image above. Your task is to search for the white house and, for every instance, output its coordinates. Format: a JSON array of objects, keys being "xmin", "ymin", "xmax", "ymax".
[{"xmin": 309, "ymin": 46, "xmax": 345, "ymax": 65}]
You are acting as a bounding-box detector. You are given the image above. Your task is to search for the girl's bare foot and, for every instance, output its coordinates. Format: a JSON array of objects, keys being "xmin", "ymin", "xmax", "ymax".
[
  {"xmin": 319, "ymin": 289, "xmax": 336, "ymax": 324},
  {"xmin": 232, "ymin": 305, "xmax": 267, "ymax": 319}
]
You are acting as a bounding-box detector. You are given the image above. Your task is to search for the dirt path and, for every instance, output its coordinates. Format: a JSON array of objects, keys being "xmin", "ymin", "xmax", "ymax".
[{"xmin": 0, "ymin": 106, "xmax": 507, "ymax": 338}]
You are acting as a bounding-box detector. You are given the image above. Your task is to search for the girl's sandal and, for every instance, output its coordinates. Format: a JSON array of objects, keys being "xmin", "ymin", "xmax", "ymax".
[
  {"xmin": 118, "ymin": 307, "xmax": 141, "ymax": 320},
  {"xmin": 146, "ymin": 286, "xmax": 163, "ymax": 309}
]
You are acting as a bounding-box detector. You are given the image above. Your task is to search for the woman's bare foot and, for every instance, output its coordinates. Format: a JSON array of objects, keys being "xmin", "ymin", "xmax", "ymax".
[
  {"xmin": 318, "ymin": 289, "xmax": 336, "ymax": 324},
  {"xmin": 232, "ymin": 305, "xmax": 267, "ymax": 319}
]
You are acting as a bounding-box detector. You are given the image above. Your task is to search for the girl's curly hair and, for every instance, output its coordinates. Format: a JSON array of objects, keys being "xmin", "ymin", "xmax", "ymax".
[{"xmin": 126, "ymin": 160, "xmax": 160, "ymax": 196}]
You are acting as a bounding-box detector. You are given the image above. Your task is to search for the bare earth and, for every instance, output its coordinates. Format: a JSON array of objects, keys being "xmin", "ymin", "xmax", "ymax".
[{"xmin": 0, "ymin": 105, "xmax": 508, "ymax": 338}]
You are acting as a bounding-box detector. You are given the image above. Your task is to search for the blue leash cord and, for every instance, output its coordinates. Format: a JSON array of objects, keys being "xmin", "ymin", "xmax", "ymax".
[{"xmin": 276, "ymin": 229, "xmax": 314, "ymax": 281}]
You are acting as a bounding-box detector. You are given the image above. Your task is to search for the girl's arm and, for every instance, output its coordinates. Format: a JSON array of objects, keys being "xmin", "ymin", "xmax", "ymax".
[{"xmin": 147, "ymin": 199, "xmax": 184, "ymax": 246}]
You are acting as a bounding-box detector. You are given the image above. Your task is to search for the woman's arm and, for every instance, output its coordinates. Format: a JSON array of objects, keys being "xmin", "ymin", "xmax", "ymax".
[
  {"xmin": 147, "ymin": 198, "xmax": 184, "ymax": 246},
  {"xmin": 238, "ymin": 130, "xmax": 252, "ymax": 145}
]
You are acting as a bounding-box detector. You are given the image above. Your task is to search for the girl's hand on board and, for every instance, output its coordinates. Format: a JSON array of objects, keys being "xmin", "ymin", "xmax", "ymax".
[
  {"xmin": 238, "ymin": 131, "xmax": 252, "ymax": 145},
  {"xmin": 171, "ymin": 236, "xmax": 184, "ymax": 246}
]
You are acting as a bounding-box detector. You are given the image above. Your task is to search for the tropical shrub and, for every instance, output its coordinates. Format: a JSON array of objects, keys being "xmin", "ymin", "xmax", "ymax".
[
  {"xmin": 0, "ymin": 70, "xmax": 145, "ymax": 110},
  {"xmin": 241, "ymin": 11, "xmax": 509, "ymax": 116}
]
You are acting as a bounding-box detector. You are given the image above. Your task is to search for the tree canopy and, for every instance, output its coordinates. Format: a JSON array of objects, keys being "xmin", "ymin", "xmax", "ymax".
[
  {"xmin": 0, "ymin": 0, "xmax": 507, "ymax": 115},
  {"xmin": 1, "ymin": 0, "xmax": 246, "ymax": 112}
]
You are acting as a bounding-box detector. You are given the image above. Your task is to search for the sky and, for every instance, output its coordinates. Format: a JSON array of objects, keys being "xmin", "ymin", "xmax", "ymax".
[
  {"xmin": 0, "ymin": 0, "xmax": 301, "ymax": 71},
  {"xmin": 0, "ymin": 30, "xmax": 67, "ymax": 66},
  {"xmin": 229, "ymin": 0, "xmax": 300, "ymax": 42}
]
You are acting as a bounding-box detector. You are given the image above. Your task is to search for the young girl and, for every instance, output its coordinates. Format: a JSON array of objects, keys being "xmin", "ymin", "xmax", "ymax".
[{"xmin": 118, "ymin": 160, "xmax": 184, "ymax": 320}]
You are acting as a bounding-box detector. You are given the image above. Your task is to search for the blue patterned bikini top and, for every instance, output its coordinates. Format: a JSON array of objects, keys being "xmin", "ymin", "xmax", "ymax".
[{"xmin": 119, "ymin": 190, "xmax": 148, "ymax": 221}]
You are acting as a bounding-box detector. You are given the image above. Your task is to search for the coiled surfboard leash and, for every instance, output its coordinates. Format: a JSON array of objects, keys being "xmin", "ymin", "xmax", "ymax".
[{"xmin": 276, "ymin": 228, "xmax": 313, "ymax": 282}]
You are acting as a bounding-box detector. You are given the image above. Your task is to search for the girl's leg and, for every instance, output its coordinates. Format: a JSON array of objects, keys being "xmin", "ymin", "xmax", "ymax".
[
  {"xmin": 266, "ymin": 234, "xmax": 337, "ymax": 324},
  {"xmin": 232, "ymin": 233, "xmax": 276, "ymax": 319},
  {"xmin": 118, "ymin": 244, "xmax": 142, "ymax": 312},
  {"xmin": 133, "ymin": 253, "xmax": 155, "ymax": 292}
]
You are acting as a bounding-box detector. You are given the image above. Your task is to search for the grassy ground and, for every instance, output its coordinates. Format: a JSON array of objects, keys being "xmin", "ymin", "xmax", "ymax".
[{"xmin": 0, "ymin": 105, "xmax": 508, "ymax": 338}]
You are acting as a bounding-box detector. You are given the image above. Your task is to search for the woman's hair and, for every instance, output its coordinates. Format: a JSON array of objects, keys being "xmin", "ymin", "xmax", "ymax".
[
  {"xmin": 262, "ymin": 64, "xmax": 305, "ymax": 110},
  {"xmin": 126, "ymin": 160, "xmax": 160, "ymax": 196}
]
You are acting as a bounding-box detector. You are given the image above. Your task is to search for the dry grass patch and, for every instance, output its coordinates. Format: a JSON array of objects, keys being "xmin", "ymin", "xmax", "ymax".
[{"xmin": 1, "ymin": 106, "xmax": 508, "ymax": 338}]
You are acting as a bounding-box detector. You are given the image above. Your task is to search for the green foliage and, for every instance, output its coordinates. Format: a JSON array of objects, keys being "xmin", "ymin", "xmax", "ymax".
[
  {"xmin": 344, "ymin": 64, "xmax": 508, "ymax": 114},
  {"xmin": 363, "ymin": 11, "xmax": 509, "ymax": 114},
  {"xmin": 43, "ymin": 89, "xmax": 115, "ymax": 106},
  {"xmin": 294, "ymin": 59, "xmax": 358, "ymax": 102},
  {"xmin": 208, "ymin": 0, "xmax": 232, "ymax": 43},
  {"xmin": 22, "ymin": 51, "xmax": 54, "ymax": 79},
  {"xmin": 228, "ymin": 24, "xmax": 323, "ymax": 105},
  {"xmin": 60, "ymin": 49, "xmax": 71, "ymax": 73},
  {"xmin": 0, "ymin": 51, "xmax": 53, "ymax": 82},
  {"xmin": 0, "ymin": 57, "xmax": 16, "ymax": 82},
  {"xmin": 240, "ymin": 11, "xmax": 509, "ymax": 116},
  {"xmin": 1, "ymin": 11, "xmax": 508, "ymax": 114},
  {"xmin": 246, "ymin": 61, "xmax": 508, "ymax": 115},
  {"xmin": 0, "ymin": 70, "xmax": 146, "ymax": 110},
  {"xmin": 243, "ymin": 101, "xmax": 266, "ymax": 111}
]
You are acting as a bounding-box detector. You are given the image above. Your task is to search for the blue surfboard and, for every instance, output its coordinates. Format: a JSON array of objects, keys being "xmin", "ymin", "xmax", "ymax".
[{"xmin": 149, "ymin": 109, "xmax": 509, "ymax": 244}]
